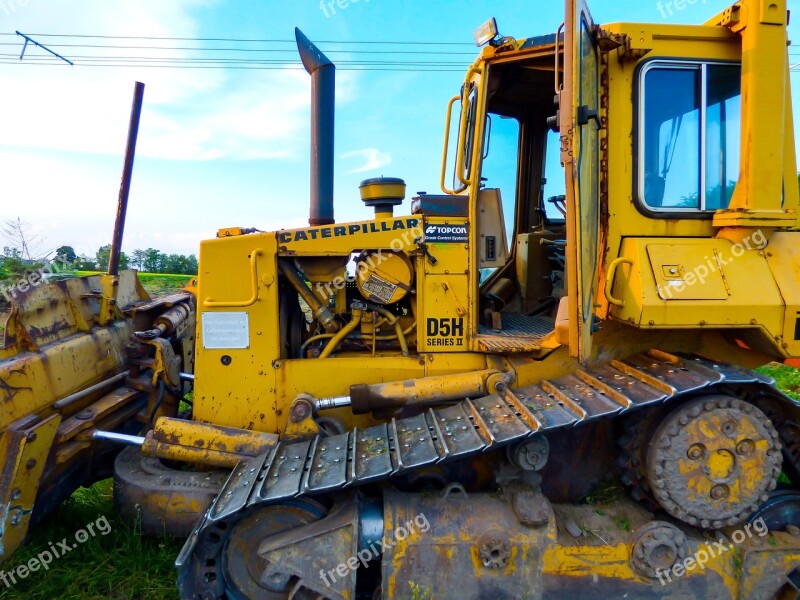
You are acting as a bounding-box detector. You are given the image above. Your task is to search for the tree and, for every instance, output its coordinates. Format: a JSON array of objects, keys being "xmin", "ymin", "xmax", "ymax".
[
  {"xmin": 143, "ymin": 248, "xmax": 165, "ymax": 273},
  {"xmin": 163, "ymin": 254, "xmax": 184, "ymax": 274},
  {"xmin": 75, "ymin": 255, "xmax": 97, "ymax": 271},
  {"xmin": 55, "ymin": 245, "xmax": 77, "ymax": 263},
  {"xmin": 96, "ymin": 245, "xmax": 128, "ymax": 272},
  {"xmin": 96, "ymin": 245, "xmax": 111, "ymax": 271},
  {"xmin": 185, "ymin": 254, "xmax": 198, "ymax": 275},
  {"xmin": 1, "ymin": 218, "xmax": 41, "ymax": 260},
  {"xmin": 131, "ymin": 249, "xmax": 147, "ymax": 271}
]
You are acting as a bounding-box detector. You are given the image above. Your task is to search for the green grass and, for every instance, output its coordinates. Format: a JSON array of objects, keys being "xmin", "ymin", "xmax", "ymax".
[
  {"xmin": 757, "ymin": 363, "xmax": 800, "ymax": 401},
  {"xmin": 0, "ymin": 481, "xmax": 182, "ymax": 600},
  {"xmin": 75, "ymin": 272, "xmax": 195, "ymax": 297}
]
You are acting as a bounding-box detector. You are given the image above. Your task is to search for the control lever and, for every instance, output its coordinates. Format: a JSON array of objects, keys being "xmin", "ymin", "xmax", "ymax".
[{"xmin": 415, "ymin": 237, "xmax": 438, "ymax": 265}]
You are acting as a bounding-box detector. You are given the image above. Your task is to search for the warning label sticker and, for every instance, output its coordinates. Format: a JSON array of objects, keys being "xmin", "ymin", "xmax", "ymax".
[
  {"xmin": 202, "ymin": 312, "xmax": 250, "ymax": 349},
  {"xmin": 361, "ymin": 275, "xmax": 398, "ymax": 304}
]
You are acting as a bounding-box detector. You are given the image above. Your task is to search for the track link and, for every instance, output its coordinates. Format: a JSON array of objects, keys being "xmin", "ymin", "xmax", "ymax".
[{"xmin": 177, "ymin": 350, "xmax": 800, "ymax": 598}]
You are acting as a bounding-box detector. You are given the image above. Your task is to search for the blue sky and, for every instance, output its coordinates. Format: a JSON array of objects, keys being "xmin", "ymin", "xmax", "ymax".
[{"xmin": 0, "ymin": 0, "xmax": 797, "ymax": 258}]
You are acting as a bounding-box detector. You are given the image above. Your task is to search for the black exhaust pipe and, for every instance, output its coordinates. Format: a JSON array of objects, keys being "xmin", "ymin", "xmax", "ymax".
[{"xmin": 295, "ymin": 28, "xmax": 335, "ymax": 226}]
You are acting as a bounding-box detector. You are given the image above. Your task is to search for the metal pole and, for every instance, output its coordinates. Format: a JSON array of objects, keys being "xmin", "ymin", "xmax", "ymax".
[
  {"xmin": 92, "ymin": 431, "xmax": 146, "ymax": 447},
  {"xmin": 295, "ymin": 29, "xmax": 335, "ymax": 226},
  {"xmin": 108, "ymin": 81, "xmax": 145, "ymax": 276},
  {"xmin": 52, "ymin": 370, "xmax": 131, "ymax": 410}
]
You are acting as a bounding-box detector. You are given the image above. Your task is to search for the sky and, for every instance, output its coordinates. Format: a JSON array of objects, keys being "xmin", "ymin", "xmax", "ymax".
[{"xmin": 0, "ymin": 0, "xmax": 798, "ymax": 259}]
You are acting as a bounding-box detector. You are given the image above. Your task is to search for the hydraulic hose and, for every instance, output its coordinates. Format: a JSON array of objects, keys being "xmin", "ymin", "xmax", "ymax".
[
  {"xmin": 369, "ymin": 305, "xmax": 409, "ymax": 356},
  {"xmin": 319, "ymin": 305, "xmax": 364, "ymax": 358},
  {"xmin": 278, "ymin": 259, "xmax": 337, "ymax": 329}
]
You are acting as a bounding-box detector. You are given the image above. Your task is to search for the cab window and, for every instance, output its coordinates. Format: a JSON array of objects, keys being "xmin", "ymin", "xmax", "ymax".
[
  {"xmin": 640, "ymin": 61, "xmax": 741, "ymax": 212},
  {"xmin": 481, "ymin": 114, "xmax": 520, "ymax": 242}
]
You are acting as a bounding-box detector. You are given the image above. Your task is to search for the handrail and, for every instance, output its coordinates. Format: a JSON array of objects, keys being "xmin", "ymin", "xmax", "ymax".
[
  {"xmin": 604, "ymin": 257, "xmax": 634, "ymax": 307},
  {"xmin": 203, "ymin": 249, "xmax": 263, "ymax": 308},
  {"xmin": 455, "ymin": 66, "xmax": 482, "ymax": 189},
  {"xmin": 440, "ymin": 94, "xmax": 462, "ymax": 195}
]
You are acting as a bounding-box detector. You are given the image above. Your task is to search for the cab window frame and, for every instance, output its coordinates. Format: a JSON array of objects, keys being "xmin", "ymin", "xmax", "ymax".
[{"xmin": 634, "ymin": 58, "xmax": 742, "ymax": 219}]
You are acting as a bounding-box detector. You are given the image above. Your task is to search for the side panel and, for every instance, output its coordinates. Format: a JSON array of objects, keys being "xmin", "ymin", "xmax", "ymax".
[
  {"xmin": 608, "ymin": 237, "xmax": 785, "ymax": 355},
  {"xmin": 765, "ymin": 232, "xmax": 800, "ymax": 358},
  {"xmin": 420, "ymin": 217, "xmax": 470, "ymax": 353},
  {"xmin": 193, "ymin": 233, "xmax": 280, "ymax": 432}
]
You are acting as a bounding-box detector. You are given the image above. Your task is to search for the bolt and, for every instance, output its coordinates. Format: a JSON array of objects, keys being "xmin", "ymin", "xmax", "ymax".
[
  {"xmin": 10, "ymin": 488, "xmax": 21, "ymax": 500},
  {"xmin": 26, "ymin": 432, "xmax": 36, "ymax": 443},
  {"xmin": 289, "ymin": 401, "xmax": 311, "ymax": 423},
  {"xmin": 25, "ymin": 459, "xmax": 36, "ymax": 470},
  {"xmin": 9, "ymin": 514, "xmax": 21, "ymax": 526},
  {"xmin": 711, "ymin": 485, "xmax": 729, "ymax": 500},
  {"xmin": 687, "ymin": 444, "xmax": 705, "ymax": 460},
  {"xmin": 722, "ymin": 421, "xmax": 737, "ymax": 437},
  {"xmin": 736, "ymin": 439, "xmax": 755, "ymax": 456}
]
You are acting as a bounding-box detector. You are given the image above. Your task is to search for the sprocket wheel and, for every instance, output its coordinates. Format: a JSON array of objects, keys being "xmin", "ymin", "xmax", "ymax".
[
  {"xmin": 646, "ymin": 395, "xmax": 782, "ymax": 529},
  {"xmin": 617, "ymin": 408, "xmax": 666, "ymax": 509}
]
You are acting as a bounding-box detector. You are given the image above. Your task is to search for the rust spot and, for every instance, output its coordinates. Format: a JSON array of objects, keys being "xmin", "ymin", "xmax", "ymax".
[{"xmin": 157, "ymin": 431, "xmax": 181, "ymax": 446}]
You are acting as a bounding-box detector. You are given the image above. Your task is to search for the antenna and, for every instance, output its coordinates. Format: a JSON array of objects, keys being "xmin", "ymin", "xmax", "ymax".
[{"xmin": 16, "ymin": 31, "xmax": 73, "ymax": 65}]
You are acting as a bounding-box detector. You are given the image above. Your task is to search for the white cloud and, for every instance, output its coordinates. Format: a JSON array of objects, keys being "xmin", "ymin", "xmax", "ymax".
[
  {"xmin": 341, "ymin": 148, "xmax": 392, "ymax": 174},
  {"xmin": 0, "ymin": 0, "xmax": 365, "ymax": 162}
]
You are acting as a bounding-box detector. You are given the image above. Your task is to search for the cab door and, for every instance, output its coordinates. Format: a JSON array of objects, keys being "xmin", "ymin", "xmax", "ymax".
[{"xmin": 561, "ymin": 0, "xmax": 601, "ymax": 363}]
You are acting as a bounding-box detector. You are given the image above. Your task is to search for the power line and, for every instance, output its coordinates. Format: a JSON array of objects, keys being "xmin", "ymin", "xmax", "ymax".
[
  {"xmin": 0, "ymin": 54, "xmax": 469, "ymax": 66},
  {"xmin": 0, "ymin": 32, "xmax": 475, "ymax": 72},
  {"xmin": 0, "ymin": 61, "xmax": 466, "ymax": 72},
  {"xmin": 1, "ymin": 32, "xmax": 795, "ymax": 46},
  {"xmin": 0, "ymin": 32, "xmax": 475, "ymax": 46},
  {"xmin": 0, "ymin": 42, "xmax": 475, "ymax": 55}
]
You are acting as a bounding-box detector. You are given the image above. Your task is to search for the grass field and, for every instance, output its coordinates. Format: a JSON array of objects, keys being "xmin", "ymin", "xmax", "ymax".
[
  {"xmin": 3, "ymin": 362, "xmax": 797, "ymax": 599},
  {"xmin": 0, "ymin": 481, "xmax": 183, "ymax": 600},
  {"xmin": 75, "ymin": 272, "xmax": 195, "ymax": 297}
]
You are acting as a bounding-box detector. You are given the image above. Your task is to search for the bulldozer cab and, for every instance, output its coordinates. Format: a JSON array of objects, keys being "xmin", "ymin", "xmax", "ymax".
[
  {"xmin": 447, "ymin": 0, "xmax": 601, "ymax": 362},
  {"xmin": 454, "ymin": 0, "xmax": 799, "ymax": 365}
]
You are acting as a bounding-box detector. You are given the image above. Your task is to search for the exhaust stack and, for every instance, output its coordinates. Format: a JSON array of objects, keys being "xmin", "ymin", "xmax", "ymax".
[{"xmin": 295, "ymin": 28, "xmax": 335, "ymax": 226}]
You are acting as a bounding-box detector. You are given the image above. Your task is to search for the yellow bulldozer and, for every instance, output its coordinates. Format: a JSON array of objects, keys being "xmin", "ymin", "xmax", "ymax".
[{"xmin": 2, "ymin": 0, "xmax": 800, "ymax": 597}]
